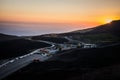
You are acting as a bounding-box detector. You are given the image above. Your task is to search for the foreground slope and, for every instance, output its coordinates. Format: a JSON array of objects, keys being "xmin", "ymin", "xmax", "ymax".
[
  {"xmin": 0, "ymin": 33, "xmax": 50, "ymax": 60},
  {"xmin": 3, "ymin": 43, "xmax": 120, "ymax": 80}
]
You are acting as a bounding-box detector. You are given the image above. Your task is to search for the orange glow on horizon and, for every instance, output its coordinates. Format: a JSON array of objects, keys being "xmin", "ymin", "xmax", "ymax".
[
  {"xmin": 105, "ymin": 19, "xmax": 113, "ymax": 23},
  {"xmin": 0, "ymin": 12, "xmax": 119, "ymax": 27},
  {"xmin": 0, "ymin": 0, "xmax": 120, "ymax": 28},
  {"xmin": 98, "ymin": 16, "xmax": 120, "ymax": 24}
]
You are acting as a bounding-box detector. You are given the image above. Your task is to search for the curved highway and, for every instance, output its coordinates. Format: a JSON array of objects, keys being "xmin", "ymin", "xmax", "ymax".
[{"xmin": 0, "ymin": 37, "xmax": 96, "ymax": 80}]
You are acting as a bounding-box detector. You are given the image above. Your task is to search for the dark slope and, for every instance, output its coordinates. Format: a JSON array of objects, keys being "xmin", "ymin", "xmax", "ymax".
[
  {"xmin": 0, "ymin": 33, "xmax": 50, "ymax": 60},
  {"xmin": 83, "ymin": 20, "xmax": 120, "ymax": 35},
  {"xmin": 29, "ymin": 20, "xmax": 120, "ymax": 44},
  {"xmin": 32, "ymin": 36, "xmax": 69, "ymax": 43},
  {"xmin": 3, "ymin": 43, "xmax": 120, "ymax": 80},
  {"xmin": 60, "ymin": 20, "xmax": 120, "ymax": 44},
  {"xmin": 0, "ymin": 33, "xmax": 19, "ymax": 42},
  {"xmin": 62, "ymin": 20, "xmax": 120, "ymax": 35}
]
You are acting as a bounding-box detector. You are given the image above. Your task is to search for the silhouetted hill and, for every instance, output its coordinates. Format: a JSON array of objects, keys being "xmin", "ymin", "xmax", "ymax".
[
  {"xmin": 64, "ymin": 20, "xmax": 120, "ymax": 35},
  {"xmin": 0, "ymin": 33, "xmax": 50, "ymax": 60},
  {"xmin": 60, "ymin": 20, "xmax": 120, "ymax": 44},
  {"xmin": 3, "ymin": 43, "xmax": 120, "ymax": 80},
  {"xmin": 32, "ymin": 36, "xmax": 69, "ymax": 43},
  {"xmin": 0, "ymin": 33, "xmax": 20, "ymax": 42},
  {"xmin": 87, "ymin": 20, "xmax": 120, "ymax": 35},
  {"xmin": 29, "ymin": 20, "xmax": 120, "ymax": 44}
]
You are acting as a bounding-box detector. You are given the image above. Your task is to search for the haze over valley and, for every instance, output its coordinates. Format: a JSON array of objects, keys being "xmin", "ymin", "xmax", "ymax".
[{"xmin": 0, "ymin": 22, "xmax": 85, "ymax": 36}]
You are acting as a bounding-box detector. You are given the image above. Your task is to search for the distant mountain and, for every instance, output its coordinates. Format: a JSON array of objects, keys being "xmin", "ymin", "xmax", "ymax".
[
  {"xmin": 60, "ymin": 20, "xmax": 120, "ymax": 44},
  {"xmin": 93, "ymin": 20, "xmax": 120, "ymax": 35},
  {"xmin": 66, "ymin": 20, "xmax": 120, "ymax": 35},
  {"xmin": 0, "ymin": 33, "xmax": 19, "ymax": 41}
]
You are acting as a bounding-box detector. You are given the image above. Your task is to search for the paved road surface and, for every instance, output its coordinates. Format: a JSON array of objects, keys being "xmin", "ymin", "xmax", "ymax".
[
  {"xmin": 0, "ymin": 51, "xmax": 53, "ymax": 80},
  {"xmin": 0, "ymin": 37, "xmax": 96, "ymax": 80}
]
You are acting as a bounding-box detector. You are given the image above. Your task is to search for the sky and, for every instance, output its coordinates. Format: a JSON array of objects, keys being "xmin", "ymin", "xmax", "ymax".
[{"xmin": 0, "ymin": 0, "xmax": 120, "ymax": 35}]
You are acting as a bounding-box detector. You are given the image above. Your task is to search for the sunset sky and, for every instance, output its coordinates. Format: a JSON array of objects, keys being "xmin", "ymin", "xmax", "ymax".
[{"xmin": 0, "ymin": 0, "xmax": 120, "ymax": 35}]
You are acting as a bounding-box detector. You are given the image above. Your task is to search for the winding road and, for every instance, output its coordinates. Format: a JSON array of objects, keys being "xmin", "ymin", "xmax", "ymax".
[{"xmin": 0, "ymin": 37, "xmax": 96, "ymax": 80}]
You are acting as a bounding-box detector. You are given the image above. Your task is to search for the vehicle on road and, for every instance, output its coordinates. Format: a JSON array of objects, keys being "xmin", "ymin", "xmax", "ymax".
[
  {"xmin": 9, "ymin": 60, "xmax": 15, "ymax": 63},
  {"xmin": 19, "ymin": 56, "xmax": 24, "ymax": 59},
  {"xmin": 41, "ymin": 53, "xmax": 48, "ymax": 56},
  {"xmin": 33, "ymin": 59, "xmax": 40, "ymax": 62},
  {"xmin": 15, "ymin": 57, "xmax": 19, "ymax": 60},
  {"xmin": 83, "ymin": 44, "xmax": 97, "ymax": 48}
]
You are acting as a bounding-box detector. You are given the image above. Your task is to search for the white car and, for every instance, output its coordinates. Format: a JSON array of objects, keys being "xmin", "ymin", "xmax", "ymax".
[
  {"xmin": 30, "ymin": 53, "xmax": 34, "ymax": 55},
  {"xmin": 19, "ymin": 56, "xmax": 24, "ymax": 59},
  {"xmin": 9, "ymin": 60, "xmax": 15, "ymax": 63},
  {"xmin": 15, "ymin": 57, "xmax": 19, "ymax": 60}
]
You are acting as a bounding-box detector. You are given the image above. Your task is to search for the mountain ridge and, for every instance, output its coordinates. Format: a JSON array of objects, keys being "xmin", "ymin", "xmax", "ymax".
[
  {"xmin": 0, "ymin": 33, "xmax": 19, "ymax": 42},
  {"xmin": 58, "ymin": 20, "xmax": 120, "ymax": 44},
  {"xmin": 62, "ymin": 20, "xmax": 120, "ymax": 35}
]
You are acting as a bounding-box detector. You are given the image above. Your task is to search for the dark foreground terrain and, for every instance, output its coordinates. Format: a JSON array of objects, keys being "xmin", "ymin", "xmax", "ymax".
[
  {"xmin": 3, "ymin": 43, "xmax": 120, "ymax": 80},
  {"xmin": 0, "ymin": 34, "xmax": 50, "ymax": 60}
]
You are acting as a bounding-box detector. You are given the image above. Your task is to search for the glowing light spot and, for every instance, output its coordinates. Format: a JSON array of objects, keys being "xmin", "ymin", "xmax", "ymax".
[{"xmin": 105, "ymin": 19, "xmax": 113, "ymax": 23}]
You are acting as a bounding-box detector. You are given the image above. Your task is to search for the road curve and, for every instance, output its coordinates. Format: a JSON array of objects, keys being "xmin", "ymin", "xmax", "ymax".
[
  {"xmin": 0, "ymin": 37, "xmax": 96, "ymax": 80},
  {"xmin": 0, "ymin": 39, "xmax": 55, "ymax": 80}
]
